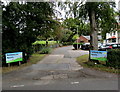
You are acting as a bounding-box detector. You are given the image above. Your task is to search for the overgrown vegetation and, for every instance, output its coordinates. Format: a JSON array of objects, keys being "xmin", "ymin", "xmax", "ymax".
[{"xmin": 76, "ymin": 54, "xmax": 119, "ymax": 73}]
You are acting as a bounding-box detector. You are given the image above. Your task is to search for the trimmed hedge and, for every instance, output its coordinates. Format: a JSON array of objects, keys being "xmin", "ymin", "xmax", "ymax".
[
  {"xmin": 32, "ymin": 41, "xmax": 59, "ymax": 45},
  {"xmin": 107, "ymin": 49, "xmax": 120, "ymax": 69}
]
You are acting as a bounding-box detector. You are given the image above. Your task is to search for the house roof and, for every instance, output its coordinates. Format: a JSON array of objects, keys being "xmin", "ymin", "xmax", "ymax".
[
  {"xmin": 83, "ymin": 36, "xmax": 90, "ymax": 40},
  {"xmin": 108, "ymin": 36, "xmax": 116, "ymax": 39}
]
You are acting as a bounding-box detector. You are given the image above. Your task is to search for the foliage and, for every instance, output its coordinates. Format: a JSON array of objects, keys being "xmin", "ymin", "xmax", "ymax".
[
  {"xmin": 84, "ymin": 2, "xmax": 116, "ymax": 50},
  {"xmin": 39, "ymin": 19, "xmax": 63, "ymax": 41},
  {"xmin": 58, "ymin": 1, "xmax": 117, "ymax": 50},
  {"xmin": 32, "ymin": 41, "xmax": 59, "ymax": 45},
  {"xmin": 72, "ymin": 34, "xmax": 79, "ymax": 41},
  {"xmin": 2, "ymin": 2, "xmax": 55, "ymax": 57},
  {"xmin": 60, "ymin": 29, "xmax": 72, "ymax": 42},
  {"xmin": 39, "ymin": 47, "xmax": 52, "ymax": 54},
  {"xmin": 62, "ymin": 18, "xmax": 90, "ymax": 42},
  {"xmin": 107, "ymin": 49, "xmax": 120, "ymax": 69},
  {"xmin": 78, "ymin": 2, "xmax": 117, "ymax": 33}
]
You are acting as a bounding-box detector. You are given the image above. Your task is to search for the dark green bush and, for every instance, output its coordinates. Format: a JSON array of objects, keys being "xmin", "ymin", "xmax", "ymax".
[
  {"xmin": 107, "ymin": 49, "xmax": 120, "ymax": 69},
  {"xmin": 39, "ymin": 47, "xmax": 52, "ymax": 54}
]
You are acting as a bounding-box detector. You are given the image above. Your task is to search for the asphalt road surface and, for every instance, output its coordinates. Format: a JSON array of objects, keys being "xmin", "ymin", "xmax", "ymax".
[{"xmin": 2, "ymin": 46, "xmax": 118, "ymax": 90}]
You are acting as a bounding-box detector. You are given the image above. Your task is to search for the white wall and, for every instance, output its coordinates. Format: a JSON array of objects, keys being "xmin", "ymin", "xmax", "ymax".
[{"xmin": 106, "ymin": 31, "xmax": 118, "ymax": 43}]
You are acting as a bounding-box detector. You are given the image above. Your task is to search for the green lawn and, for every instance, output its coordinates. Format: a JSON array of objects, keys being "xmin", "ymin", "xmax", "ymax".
[
  {"xmin": 76, "ymin": 54, "xmax": 119, "ymax": 73},
  {"xmin": 91, "ymin": 57, "xmax": 107, "ymax": 61},
  {"xmin": 2, "ymin": 53, "xmax": 46, "ymax": 73}
]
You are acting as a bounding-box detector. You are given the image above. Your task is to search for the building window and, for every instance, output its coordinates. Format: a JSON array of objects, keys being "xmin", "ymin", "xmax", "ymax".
[{"xmin": 112, "ymin": 38, "xmax": 116, "ymax": 42}]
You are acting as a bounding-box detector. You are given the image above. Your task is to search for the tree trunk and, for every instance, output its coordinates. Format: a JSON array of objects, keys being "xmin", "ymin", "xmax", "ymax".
[{"xmin": 89, "ymin": 10, "xmax": 98, "ymax": 50}]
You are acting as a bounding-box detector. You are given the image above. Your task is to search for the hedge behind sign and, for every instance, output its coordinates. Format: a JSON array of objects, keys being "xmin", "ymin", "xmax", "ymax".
[
  {"xmin": 90, "ymin": 50, "xmax": 107, "ymax": 61},
  {"xmin": 5, "ymin": 52, "xmax": 23, "ymax": 63}
]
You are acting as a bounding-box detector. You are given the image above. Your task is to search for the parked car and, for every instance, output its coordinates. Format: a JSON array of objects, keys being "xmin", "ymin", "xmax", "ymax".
[
  {"xmin": 111, "ymin": 43, "xmax": 120, "ymax": 49},
  {"xmin": 98, "ymin": 43, "xmax": 113, "ymax": 51},
  {"xmin": 81, "ymin": 43, "xmax": 90, "ymax": 50},
  {"xmin": 98, "ymin": 43, "xmax": 120, "ymax": 51},
  {"xmin": 81, "ymin": 43, "xmax": 102, "ymax": 50}
]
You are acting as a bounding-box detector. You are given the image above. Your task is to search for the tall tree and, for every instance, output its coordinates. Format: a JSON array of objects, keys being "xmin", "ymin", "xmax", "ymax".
[
  {"xmin": 59, "ymin": 1, "xmax": 117, "ymax": 50},
  {"xmin": 2, "ymin": 2, "xmax": 55, "ymax": 55},
  {"xmin": 62, "ymin": 18, "xmax": 90, "ymax": 42},
  {"xmin": 84, "ymin": 2, "xmax": 117, "ymax": 50}
]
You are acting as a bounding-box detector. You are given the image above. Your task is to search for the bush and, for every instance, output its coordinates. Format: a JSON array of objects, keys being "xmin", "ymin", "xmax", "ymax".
[
  {"xmin": 39, "ymin": 47, "xmax": 52, "ymax": 54},
  {"xmin": 107, "ymin": 49, "xmax": 120, "ymax": 69}
]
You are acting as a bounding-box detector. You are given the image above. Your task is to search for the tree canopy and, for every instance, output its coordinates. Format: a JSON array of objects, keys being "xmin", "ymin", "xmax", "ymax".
[
  {"xmin": 2, "ymin": 2, "xmax": 58, "ymax": 54},
  {"xmin": 58, "ymin": 1, "xmax": 118, "ymax": 50}
]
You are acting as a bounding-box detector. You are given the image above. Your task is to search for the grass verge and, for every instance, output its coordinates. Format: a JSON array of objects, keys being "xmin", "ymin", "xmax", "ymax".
[
  {"xmin": 2, "ymin": 53, "xmax": 46, "ymax": 74},
  {"xmin": 76, "ymin": 54, "xmax": 119, "ymax": 74}
]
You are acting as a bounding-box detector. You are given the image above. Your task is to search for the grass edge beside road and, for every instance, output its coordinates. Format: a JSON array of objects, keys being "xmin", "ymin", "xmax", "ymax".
[
  {"xmin": 76, "ymin": 54, "xmax": 119, "ymax": 74},
  {"xmin": 2, "ymin": 53, "xmax": 46, "ymax": 74}
]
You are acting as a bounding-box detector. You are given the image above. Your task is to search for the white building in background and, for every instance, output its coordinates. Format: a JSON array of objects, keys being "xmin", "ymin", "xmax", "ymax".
[
  {"xmin": 105, "ymin": 12, "xmax": 120, "ymax": 44},
  {"xmin": 105, "ymin": 31, "xmax": 120, "ymax": 43}
]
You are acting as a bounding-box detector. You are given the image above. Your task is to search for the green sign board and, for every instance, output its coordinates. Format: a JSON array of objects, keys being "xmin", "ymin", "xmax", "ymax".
[
  {"xmin": 5, "ymin": 52, "xmax": 23, "ymax": 63},
  {"xmin": 90, "ymin": 50, "xmax": 107, "ymax": 61}
]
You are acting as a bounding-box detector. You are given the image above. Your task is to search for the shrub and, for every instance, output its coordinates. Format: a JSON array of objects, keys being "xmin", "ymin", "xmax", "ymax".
[
  {"xmin": 107, "ymin": 49, "xmax": 120, "ymax": 69},
  {"xmin": 39, "ymin": 47, "xmax": 52, "ymax": 54}
]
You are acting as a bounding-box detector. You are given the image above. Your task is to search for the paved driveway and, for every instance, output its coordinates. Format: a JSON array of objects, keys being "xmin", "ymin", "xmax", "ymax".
[{"xmin": 2, "ymin": 46, "xmax": 118, "ymax": 90}]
